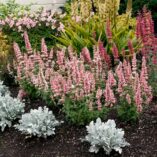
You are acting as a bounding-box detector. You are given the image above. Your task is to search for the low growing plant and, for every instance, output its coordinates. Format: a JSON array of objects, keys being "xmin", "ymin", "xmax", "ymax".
[
  {"xmin": 82, "ymin": 118, "xmax": 130, "ymax": 155},
  {"xmin": 0, "ymin": 81, "xmax": 10, "ymax": 96},
  {"xmin": 0, "ymin": 94, "xmax": 25, "ymax": 131},
  {"xmin": 63, "ymin": 97, "xmax": 109, "ymax": 125},
  {"xmin": 117, "ymin": 97, "xmax": 138, "ymax": 123},
  {"xmin": 15, "ymin": 106, "xmax": 61, "ymax": 138}
]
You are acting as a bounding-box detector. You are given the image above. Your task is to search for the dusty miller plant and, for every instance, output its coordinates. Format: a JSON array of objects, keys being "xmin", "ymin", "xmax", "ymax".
[
  {"xmin": 0, "ymin": 81, "xmax": 10, "ymax": 96},
  {"xmin": 15, "ymin": 106, "xmax": 61, "ymax": 138},
  {"xmin": 0, "ymin": 94, "xmax": 25, "ymax": 131},
  {"xmin": 82, "ymin": 118, "xmax": 130, "ymax": 155}
]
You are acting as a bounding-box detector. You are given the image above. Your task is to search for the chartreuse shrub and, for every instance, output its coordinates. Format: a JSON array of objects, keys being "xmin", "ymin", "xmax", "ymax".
[
  {"xmin": 56, "ymin": 0, "xmax": 139, "ymax": 58},
  {"xmin": 82, "ymin": 118, "xmax": 130, "ymax": 155},
  {"xmin": 0, "ymin": 94, "xmax": 25, "ymax": 131},
  {"xmin": 0, "ymin": 31, "xmax": 10, "ymax": 77},
  {"xmin": 15, "ymin": 107, "xmax": 61, "ymax": 138}
]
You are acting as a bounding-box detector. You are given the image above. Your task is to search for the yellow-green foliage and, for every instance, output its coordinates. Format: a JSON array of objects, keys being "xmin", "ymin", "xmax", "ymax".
[
  {"xmin": 97, "ymin": 0, "xmax": 120, "ymax": 21},
  {"xmin": 71, "ymin": 0, "xmax": 92, "ymax": 19},
  {"xmin": 57, "ymin": 0, "xmax": 139, "ymax": 56},
  {"xmin": 0, "ymin": 32, "xmax": 10, "ymax": 74}
]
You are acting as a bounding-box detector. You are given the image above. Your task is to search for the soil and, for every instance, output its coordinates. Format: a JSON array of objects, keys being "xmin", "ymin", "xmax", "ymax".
[{"xmin": 0, "ymin": 86, "xmax": 157, "ymax": 157}]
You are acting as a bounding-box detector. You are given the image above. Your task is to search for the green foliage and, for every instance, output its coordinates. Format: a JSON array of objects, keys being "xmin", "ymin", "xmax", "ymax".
[
  {"xmin": 4, "ymin": 24, "xmax": 57, "ymax": 52},
  {"xmin": 120, "ymin": 0, "xmax": 157, "ymax": 19},
  {"xmin": 0, "ymin": 0, "xmax": 31, "ymax": 19},
  {"xmin": 20, "ymin": 80, "xmax": 58, "ymax": 107},
  {"xmin": 20, "ymin": 80, "xmax": 39, "ymax": 100},
  {"xmin": 148, "ymin": 64, "xmax": 157, "ymax": 96},
  {"xmin": 0, "ymin": 1, "xmax": 60, "ymax": 51},
  {"xmin": 55, "ymin": 18, "xmax": 104, "ymax": 53},
  {"xmin": 117, "ymin": 98, "xmax": 138, "ymax": 123},
  {"xmin": 63, "ymin": 97, "xmax": 109, "ymax": 125},
  {"xmin": 56, "ymin": 0, "xmax": 139, "ymax": 57}
]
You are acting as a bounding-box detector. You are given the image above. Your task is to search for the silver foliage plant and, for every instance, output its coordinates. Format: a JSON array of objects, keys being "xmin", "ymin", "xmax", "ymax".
[
  {"xmin": 83, "ymin": 118, "xmax": 130, "ymax": 155},
  {"xmin": 15, "ymin": 106, "xmax": 61, "ymax": 138},
  {"xmin": 0, "ymin": 81, "xmax": 10, "ymax": 96},
  {"xmin": 0, "ymin": 94, "xmax": 25, "ymax": 131}
]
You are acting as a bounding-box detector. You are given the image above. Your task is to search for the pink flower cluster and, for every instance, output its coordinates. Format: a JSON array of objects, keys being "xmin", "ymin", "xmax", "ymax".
[
  {"xmin": 0, "ymin": 9, "xmax": 63, "ymax": 32},
  {"xmin": 116, "ymin": 54, "xmax": 152, "ymax": 112},
  {"xmin": 14, "ymin": 32, "xmax": 152, "ymax": 112},
  {"xmin": 94, "ymin": 53, "xmax": 152, "ymax": 112},
  {"xmin": 136, "ymin": 7, "xmax": 157, "ymax": 63},
  {"xmin": 14, "ymin": 32, "xmax": 108, "ymax": 110}
]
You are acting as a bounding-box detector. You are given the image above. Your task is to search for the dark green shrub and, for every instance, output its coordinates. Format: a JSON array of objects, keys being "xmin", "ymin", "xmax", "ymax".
[
  {"xmin": 117, "ymin": 98, "xmax": 139, "ymax": 123},
  {"xmin": 63, "ymin": 97, "xmax": 109, "ymax": 125}
]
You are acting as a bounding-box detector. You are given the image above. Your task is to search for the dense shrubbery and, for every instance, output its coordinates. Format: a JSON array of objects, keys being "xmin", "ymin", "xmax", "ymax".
[
  {"xmin": 13, "ymin": 31, "xmax": 152, "ymax": 124},
  {"xmin": 57, "ymin": 0, "xmax": 139, "ymax": 58},
  {"xmin": 0, "ymin": 0, "xmax": 157, "ymax": 155},
  {"xmin": 0, "ymin": 7, "xmax": 62, "ymax": 51}
]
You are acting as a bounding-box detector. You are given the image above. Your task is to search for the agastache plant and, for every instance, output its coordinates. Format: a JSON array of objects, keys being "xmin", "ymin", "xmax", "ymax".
[
  {"xmin": 136, "ymin": 7, "xmax": 157, "ymax": 63},
  {"xmin": 13, "ymin": 32, "xmax": 152, "ymax": 122},
  {"xmin": 14, "ymin": 32, "xmax": 110, "ymax": 109}
]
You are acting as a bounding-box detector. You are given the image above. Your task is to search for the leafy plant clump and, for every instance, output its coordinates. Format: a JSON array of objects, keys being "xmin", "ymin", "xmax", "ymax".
[
  {"xmin": 63, "ymin": 97, "xmax": 109, "ymax": 125},
  {"xmin": 15, "ymin": 106, "xmax": 61, "ymax": 138},
  {"xmin": 117, "ymin": 98, "xmax": 138, "ymax": 123},
  {"xmin": 0, "ymin": 94, "xmax": 25, "ymax": 131},
  {"xmin": 82, "ymin": 118, "xmax": 130, "ymax": 155}
]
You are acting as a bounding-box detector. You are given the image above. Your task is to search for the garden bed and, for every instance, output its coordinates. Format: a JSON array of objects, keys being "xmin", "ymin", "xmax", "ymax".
[{"xmin": 0, "ymin": 86, "xmax": 157, "ymax": 157}]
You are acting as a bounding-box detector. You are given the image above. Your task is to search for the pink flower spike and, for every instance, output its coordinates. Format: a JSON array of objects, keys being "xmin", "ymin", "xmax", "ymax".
[
  {"xmin": 17, "ymin": 89, "xmax": 27, "ymax": 100},
  {"xmin": 41, "ymin": 38, "xmax": 48, "ymax": 57},
  {"xmin": 81, "ymin": 47, "xmax": 92, "ymax": 64},
  {"xmin": 132, "ymin": 53, "xmax": 137, "ymax": 75},
  {"xmin": 24, "ymin": 31, "xmax": 32, "ymax": 53},
  {"xmin": 107, "ymin": 70, "xmax": 116, "ymax": 87},
  {"xmin": 126, "ymin": 94, "xmax": 131, "ymax": 104},
  {"xmin": 106, "ymin": 19, "xmax": 112, "ymax": 41},
  {"xmin": 13, "ymin": 42, "xmax": 23, "ymax": 61},
  {"xmin": 135, "ymin": 83, "xmax": 143, "ymax": 113},
  {"xmin": 112, "ymin": 43, "xmax": 119, "ymax": 61},
  {"xmin": 128, "ymin": 40, "xmax": 134, "ymax": 55},
  {"xmin": 104, "ymin": 81, "xmax": 116, "ymax": 107}
]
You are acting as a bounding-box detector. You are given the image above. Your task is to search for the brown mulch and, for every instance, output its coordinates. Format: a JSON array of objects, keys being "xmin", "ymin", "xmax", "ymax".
[{"xmin": 0, "ymin": 86, "xmax": 157, "ymax": 157}]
